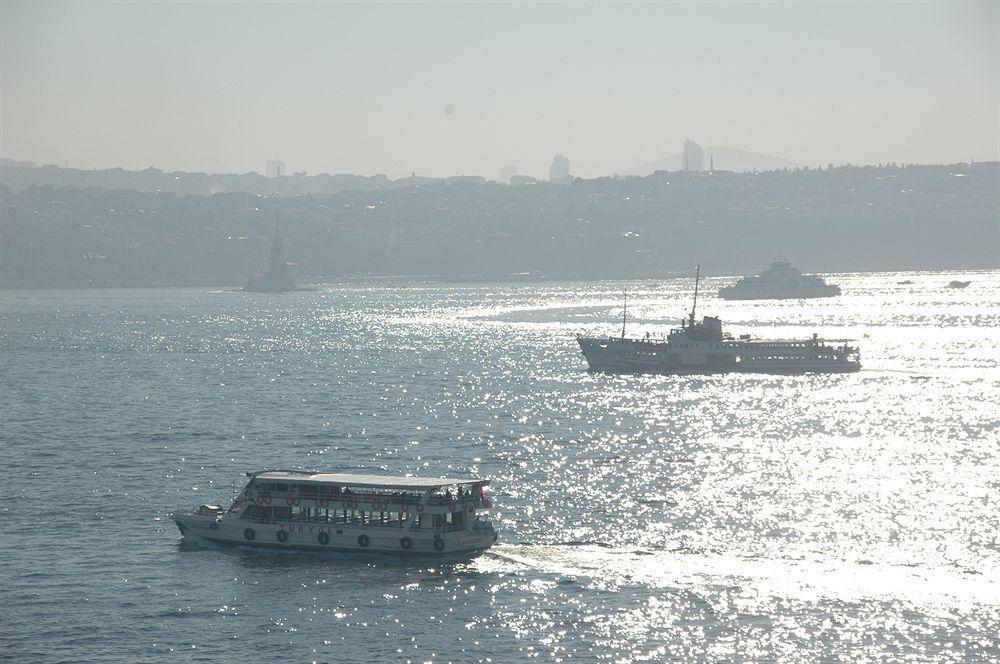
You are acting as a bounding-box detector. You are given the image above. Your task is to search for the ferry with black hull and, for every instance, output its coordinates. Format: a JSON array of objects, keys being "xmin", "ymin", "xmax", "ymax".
[
  {"xmin": 719, "ymin": 258, "xmax": 840, "ymax": 300},
  {"xmin": 173, "ymin": 470, "xmax": 497, "ymax": 556},
  {"xmin": 577, "ymin": 268, "xmax": 860, "ymax": 375}
]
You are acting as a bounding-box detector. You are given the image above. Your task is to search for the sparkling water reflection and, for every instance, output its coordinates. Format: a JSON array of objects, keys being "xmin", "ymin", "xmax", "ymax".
[{"xmin": 1, "ymin": 271, "xmax": 998, "ymax": 662}]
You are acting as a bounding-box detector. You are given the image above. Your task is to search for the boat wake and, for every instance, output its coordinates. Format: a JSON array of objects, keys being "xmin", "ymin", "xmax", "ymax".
[{"xmin": 482, "ymin": 543, "xmax": 1000, "ymax": 606}]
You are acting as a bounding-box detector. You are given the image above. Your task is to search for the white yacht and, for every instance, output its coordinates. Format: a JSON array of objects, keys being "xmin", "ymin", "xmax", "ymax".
[
  {"xmin": 719, "ymin": 258, "xmax": 840, "ymax": 300},
  {"xmin": 173, "ymin": 470, "xmax": 497, "ymax": 555}
]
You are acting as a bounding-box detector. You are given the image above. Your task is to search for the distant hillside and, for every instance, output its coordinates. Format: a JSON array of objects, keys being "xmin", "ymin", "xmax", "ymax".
[
  {"xmin": 2, "ymin": 162, "xmax": 996, "ymax": 287},
  {"xmin": 626, "ymin": 147, "xmax": 799, "ymax": 176},
  {"xmin": 0, "ymin": 159, "xmax": 488, "ymax": 197}
]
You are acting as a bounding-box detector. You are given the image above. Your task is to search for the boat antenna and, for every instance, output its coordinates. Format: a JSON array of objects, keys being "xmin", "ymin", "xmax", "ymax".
[
  {"xmin": 689, "ymin": 264, "xmax": 700, "ymax": 326},
  {"xmin": 621, "ymin": 289, "xmax": 627, "ymax": 339}
]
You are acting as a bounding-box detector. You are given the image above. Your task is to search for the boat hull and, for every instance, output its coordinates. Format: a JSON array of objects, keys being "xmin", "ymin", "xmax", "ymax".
[
  {"xmin": 578, "ymin": 336, "xmax": 861, "ymax": 375},
  {"xmin": 578, "ymin": 336, "xmax": 738, "ymax": 375},
  {"xmin": 173, "ymin": 512, "xmax": 497, "ymax": 556}
]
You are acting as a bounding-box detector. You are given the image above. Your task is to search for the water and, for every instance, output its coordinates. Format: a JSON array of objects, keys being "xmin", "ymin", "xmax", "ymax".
[{"xmin": 2, "ymin": 271, "xmax": 998, "ymax": 662}]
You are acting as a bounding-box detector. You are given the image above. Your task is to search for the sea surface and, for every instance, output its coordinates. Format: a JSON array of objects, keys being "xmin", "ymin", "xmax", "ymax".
[{"xmin": 2, "ymin": 271, "xmax": 998, "ymax": 662}]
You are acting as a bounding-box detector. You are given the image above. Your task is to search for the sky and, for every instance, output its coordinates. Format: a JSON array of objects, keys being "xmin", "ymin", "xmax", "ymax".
[{"xmin": 2, "ymin": 1, "xmax": 998, "ymax": 179}]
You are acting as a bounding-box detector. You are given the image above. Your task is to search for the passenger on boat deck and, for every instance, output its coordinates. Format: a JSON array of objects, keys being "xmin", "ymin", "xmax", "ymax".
[{"xmin": 445, "ymin": 489, "xmax": 452, "ymax": 502}]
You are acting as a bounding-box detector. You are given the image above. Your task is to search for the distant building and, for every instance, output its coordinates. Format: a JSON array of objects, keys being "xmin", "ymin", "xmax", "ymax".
[
  {"xmin": 682, "ymin": 140, "xmax": 703, "ymax": 172},
  {"xmin": 244, "ymin": 223, "xmax": 297, "ymax": 292},
  {"xmin": 266, "ymin": 160, "xmax": 286, "ymax": 178},
  {"xmin": 499, "ymin": 164, "xmax": 517, "ymax": 183},
  {"xmin": 549, "ymin": 154, "xmax": 571, "ymax": 182},
  {"xmin": 510, "ymin": 174, "xmax": 538, "ymax": 187}
]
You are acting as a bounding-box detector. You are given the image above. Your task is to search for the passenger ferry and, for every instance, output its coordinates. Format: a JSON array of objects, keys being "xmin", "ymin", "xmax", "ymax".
[
  {"xmin": 173, "ymin": 470, "xmax": 498, "ymax": 555},
  {"xmin": 577, "ymin": 268, "xmax": 860, "ymax": 374},
  {"xmin": 718, "ymin": 258, "xmax": 840, "ymax": 300}
]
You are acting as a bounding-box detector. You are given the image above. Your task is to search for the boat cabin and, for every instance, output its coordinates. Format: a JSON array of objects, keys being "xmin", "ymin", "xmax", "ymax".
[{"xmin": 235, "ymin": 470, "xmax": 492, "ymax": 534}]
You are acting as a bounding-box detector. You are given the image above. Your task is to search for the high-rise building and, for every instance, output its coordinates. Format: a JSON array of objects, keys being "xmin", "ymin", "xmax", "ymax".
[
  {"xmin": 499, "ymin": 164, "xmax": 517, "ymax": 183},
  {"xmin": 549, "ymin": 154, "xmax": 571, "ymax": 182},
  {"xmin": 266, "ymin": 160, "xmax": 286, "ymax": 178},
  {"xmin": 682, "ymin": 140, "xmax": 703, "ymax": 172}
]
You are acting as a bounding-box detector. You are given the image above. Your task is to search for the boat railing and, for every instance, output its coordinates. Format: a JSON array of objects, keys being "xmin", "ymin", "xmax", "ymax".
[
  {"xmin": 239, "ymin": 511, "xmax": 477, "ymax": 534},
  {"xmin": 249, "ymin": 493, "xmax": 491, "ymax": 511}
]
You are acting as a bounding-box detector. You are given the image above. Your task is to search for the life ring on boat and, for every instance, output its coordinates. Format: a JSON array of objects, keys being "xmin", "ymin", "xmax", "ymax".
[
  {"xmin": 345, "ymin": 500, "xmax": 357, "ymax": 510},
  {"xmin": 259, "ymin": 495, "xmax": 271, "ymax": 505},
  {"xmin": 375, "ymin": 500, "xmax": 387, "ymax": 511},
  {"xmin": 400, "ymin": 537, "xmax": 413, "ymax": 550},
  {"xmin": 415, "ymin": 504, "xmax": 425, "ymax": 513},
  {"xmin": 243, "ymin": 528, "xmax": 255, "ymax": 541},
  {"xmin": 276, "ymin": 530, "xmax": 288, "ymax": 543},
  {"xmin": 286, "ymin": 498, "xmax": 299, "ymax": 507},
  {"xmin": 433, "ymin": 537, "xmax": 445, "ymax": 552},
  {"xmin": 357, "ymin": 535, "xmax": 370, "ymax": 548},
  {"xmin": 314, "ymin": 499, "xmax": 328, "ymax": 508},
  {"xmin": 318, "ymin": 532, "xmax": 330, "ymax": 546},
  {"xmin": 210, "ymin": 522, "xmax": 219, "ymax": 531}
]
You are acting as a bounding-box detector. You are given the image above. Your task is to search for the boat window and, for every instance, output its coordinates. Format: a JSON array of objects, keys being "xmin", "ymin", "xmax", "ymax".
[
  {"xmin": 240, "ymin": 505, "xmax": 265, "ymax": 520},
  {"xmin": 273, "ymin": 483, "xmax": 287, "ymax": 493},
  {"xmin": 299, "ymin": 484, "xmax": 318, "ymax": 497}
]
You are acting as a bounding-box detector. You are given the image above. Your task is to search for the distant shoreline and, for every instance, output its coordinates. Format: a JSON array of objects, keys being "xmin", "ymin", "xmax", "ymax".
[{"xmin": 2, "ymin": 268, "xmax": 996, "ymax": 291}]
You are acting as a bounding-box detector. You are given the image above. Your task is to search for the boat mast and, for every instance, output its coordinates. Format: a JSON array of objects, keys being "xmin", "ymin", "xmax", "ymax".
[
  {"xmin": 621, "ymin": 290, "xmax": 627, "ymax": 339},
  {"xmin": 689, "ymin": 264, "xmax": 700, "ymax": 326}
]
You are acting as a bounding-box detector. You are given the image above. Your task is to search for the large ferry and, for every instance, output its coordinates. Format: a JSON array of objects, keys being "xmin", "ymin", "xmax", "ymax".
[
  {"xmin": 173, "ymin": 470, "xmax": 497, "ymax": 555},
  {"xmin": 718, "ymin": 258, "xmax": 840, "ymax": 300},
  {"xmin": 577, "ymin": 269, "xmax": 860, "ymax": 375}
]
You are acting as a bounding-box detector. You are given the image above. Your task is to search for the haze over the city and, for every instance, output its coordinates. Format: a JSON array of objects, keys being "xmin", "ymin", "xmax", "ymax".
[{"xmin": 2, "ymin": 1, "xmax": 997, "ymax": 179}]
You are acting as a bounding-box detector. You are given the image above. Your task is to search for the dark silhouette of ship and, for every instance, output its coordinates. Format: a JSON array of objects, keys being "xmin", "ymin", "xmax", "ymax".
[
  {"xmin": 243, "ymin": 220, "xmax": 303, "ymax": 293},
  {"xmin": 578, "ymin": 266, "xmax": 860, "ymax": 374},
  {"xmin": 719, "ymin": 258, "xmax": 840, "ymax": 300}
]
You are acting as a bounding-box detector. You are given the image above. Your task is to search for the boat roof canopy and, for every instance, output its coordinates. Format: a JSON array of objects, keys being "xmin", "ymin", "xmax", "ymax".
[{"xmin": 252, "ymin": 470, "xmax": 487, "ymax": 490}]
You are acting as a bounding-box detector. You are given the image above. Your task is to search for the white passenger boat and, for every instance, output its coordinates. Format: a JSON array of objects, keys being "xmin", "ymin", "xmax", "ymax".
[
  {"xmin": 719, "ymin": 258, "xmax": 840, "ymax": 300},
  {"xmin": 173, "ymin": 470, "xmax": 498, "ymax": 555}
]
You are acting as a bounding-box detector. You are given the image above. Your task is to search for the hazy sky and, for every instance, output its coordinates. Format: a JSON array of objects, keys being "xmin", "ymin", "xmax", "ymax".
[{"xmin": 2, "ymin": 1, "xmax": 997, "ymax": 179}]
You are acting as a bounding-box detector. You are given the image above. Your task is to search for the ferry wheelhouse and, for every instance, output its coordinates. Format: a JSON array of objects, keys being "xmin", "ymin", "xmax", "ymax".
[{"xmin": 173, "ymin": 470, "xmax": 497, "ymax": 555}]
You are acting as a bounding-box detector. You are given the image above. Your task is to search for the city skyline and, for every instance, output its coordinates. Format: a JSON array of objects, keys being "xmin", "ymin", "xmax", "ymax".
[{"xmin": 2, "ymin": 2, "xmax": 997, "ymax": 179}]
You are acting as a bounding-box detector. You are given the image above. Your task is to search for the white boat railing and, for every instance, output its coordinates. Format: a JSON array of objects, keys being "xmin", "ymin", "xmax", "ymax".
[{"xmin": 247, "ymin": 493, "xmax": 492, "ymax": 511}]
